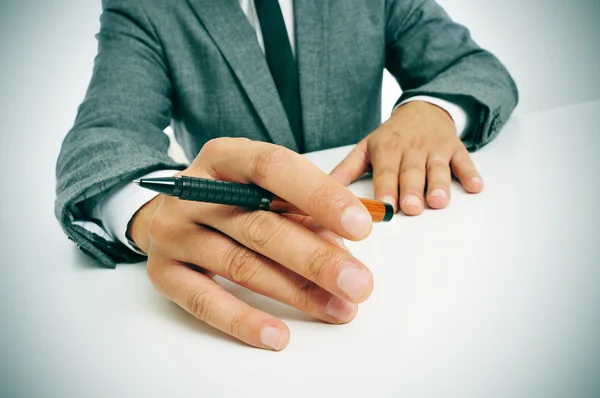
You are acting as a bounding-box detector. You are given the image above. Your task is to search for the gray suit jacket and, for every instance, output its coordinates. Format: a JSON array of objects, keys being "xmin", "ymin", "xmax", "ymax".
[{"xmin": 55, "ymin": 0, "xmax": 518, "ymax": 268}]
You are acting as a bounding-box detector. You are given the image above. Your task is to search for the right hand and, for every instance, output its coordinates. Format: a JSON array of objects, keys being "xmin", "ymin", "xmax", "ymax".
[{"xmin": 128, "ymin": 138, "xmax": 375, "ymax": 350}]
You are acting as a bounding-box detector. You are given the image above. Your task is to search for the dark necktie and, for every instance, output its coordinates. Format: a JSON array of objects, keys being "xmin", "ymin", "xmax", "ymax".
[{"xmin": 254, "ymin": 0, "xmax": 304, "ymax": 152}]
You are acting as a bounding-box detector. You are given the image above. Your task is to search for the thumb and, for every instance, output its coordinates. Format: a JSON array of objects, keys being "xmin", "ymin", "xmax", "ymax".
[{"xmin": 329, "ymin": 140, "xmax": 370, "ymax": 186}]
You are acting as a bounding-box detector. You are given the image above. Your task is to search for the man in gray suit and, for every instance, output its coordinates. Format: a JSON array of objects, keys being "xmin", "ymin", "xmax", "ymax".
[{"xmin": 55, "ymin": 0, "xmax": 517, "ymax": 350}]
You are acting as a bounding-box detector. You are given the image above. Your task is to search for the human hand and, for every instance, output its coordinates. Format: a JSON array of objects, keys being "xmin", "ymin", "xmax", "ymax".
[
  {"xmin": 128, "ymin": 138, "xmax": 375, "ymax": 350},
  {"xmin": 330, "ymin": 101, "xmax": 484, "ymax": 215}
]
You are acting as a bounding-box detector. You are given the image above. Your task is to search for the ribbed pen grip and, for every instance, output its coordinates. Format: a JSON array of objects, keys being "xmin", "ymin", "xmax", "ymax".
[{"xmin": 178, "ymin": 176, "xmax": 273, "ymax": 209}]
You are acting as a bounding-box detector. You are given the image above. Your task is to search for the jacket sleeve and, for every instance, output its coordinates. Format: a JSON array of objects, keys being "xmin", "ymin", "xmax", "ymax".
[
  {"xmin": 54, "ymin": 0, "xmax": 187, "ymax": 268},
  {"xmin": 384, "ymin": 0, "xmax": 519, "ymax": 151}
]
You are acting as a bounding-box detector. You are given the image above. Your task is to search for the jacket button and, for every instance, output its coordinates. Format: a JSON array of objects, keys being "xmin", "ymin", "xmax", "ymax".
[{"xmin": 491, "ymin": 115, "xmax": 501, "ymax": 131}]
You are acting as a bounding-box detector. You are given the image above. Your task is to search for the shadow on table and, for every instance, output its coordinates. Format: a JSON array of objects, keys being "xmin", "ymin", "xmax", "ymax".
[
  {"xmin": 155, "ymin": 284, "xmax": 321, "ymax": 348},
  {"xmin": 72, "ymin": 246, "xmax": 109, "ymax": 269},
  {"xmin": 149, "ymin": 272, "xmax": 323, "ymax": 348},
  {"xmin": 225, "ymin": 282, "xmax": 318, "ymax": 323},
  {"xmin": 71, "ymin": 241, "xmax": 338, "ymax": 347},
  {"xmin": 160, "ymin": 300, "xmax": 250, "ymax": 348}
]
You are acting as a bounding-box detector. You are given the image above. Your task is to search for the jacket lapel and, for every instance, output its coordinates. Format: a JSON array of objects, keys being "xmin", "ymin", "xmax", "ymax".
[
  {"xmin": 295, "ymin": 0, "xmax": 330, "ymax": 152},
  {"xmin": 186, "ymin": 0, "xmax": 299, "ymax": 151}
]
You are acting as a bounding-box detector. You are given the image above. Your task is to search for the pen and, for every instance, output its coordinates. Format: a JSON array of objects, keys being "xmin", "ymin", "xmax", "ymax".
[{"xmin": 133, "ymin": 176, "xmax": 394, "ymax": 222}]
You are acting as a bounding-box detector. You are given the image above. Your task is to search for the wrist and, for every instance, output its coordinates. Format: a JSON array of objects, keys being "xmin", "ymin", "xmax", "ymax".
[
  {"xmin": 392, "ymin": 100, "xmax": 455, "ymax": 131},
  {"xmin": 127, "ymin": 194, "xmax": 164, "ymax": 254}
]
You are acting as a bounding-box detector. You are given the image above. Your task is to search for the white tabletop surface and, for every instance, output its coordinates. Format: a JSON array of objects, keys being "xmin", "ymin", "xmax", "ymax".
[{"xmin": 1, "ymin": 100, "xmax": 599, "ymax": 398}]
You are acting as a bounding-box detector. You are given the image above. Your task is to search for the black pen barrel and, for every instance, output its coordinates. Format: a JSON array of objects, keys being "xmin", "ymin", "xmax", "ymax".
[{"xmin": 177, "ymin": 176, "xmax": 272, "ymax": 209}]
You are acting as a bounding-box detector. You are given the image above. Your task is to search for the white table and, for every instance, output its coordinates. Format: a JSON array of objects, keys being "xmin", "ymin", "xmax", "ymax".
[{"xmin": 2, "ymin": 101, "xmax": 599, "ymax": 398}]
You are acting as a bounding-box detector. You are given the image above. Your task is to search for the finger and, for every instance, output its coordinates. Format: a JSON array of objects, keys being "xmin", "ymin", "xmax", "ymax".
[
  {"xmin": 398, "ymin": 151, "xmax": 427, "ymax": 216},
  {"xmin": 370, "ymin": 140, "xmax": 403, "ymax": 213},
  {"xmin": 192, "ymin": 138, "xmax": 372, "ymax": 241},
  {"xmin": 328, "ymin": 139, "xmax": 369, "ymax": 186},
  {"xmin": 450, "ymin": 147, "xmax": 484, "ymax": 193},
  {"xmin": 425, "ymin": 155, "xmax": 452, "ymax": 209},
  {"xmin": 196, "ymin": 207, "xmax": 374, "ymax": 303},
  {"xmin": 283, "ymin": 213, "xmax": 349, "ymax": 252},
  {"xmin": 165, "ymin": 223, "xmax": 358, "ymax": 324},
  {"xmin": 147, "ymin": 256, "xmax": 290, "ymax": 351}
]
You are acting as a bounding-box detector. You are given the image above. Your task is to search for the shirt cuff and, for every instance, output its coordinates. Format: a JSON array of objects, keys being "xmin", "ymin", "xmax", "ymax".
[
  {"xmin": 395, "ymin": 95, "xmax": 472, "ymax": 139},
  {"xmin": 89, "ymin": 169, "xmax": 181, "ymax": 255}
]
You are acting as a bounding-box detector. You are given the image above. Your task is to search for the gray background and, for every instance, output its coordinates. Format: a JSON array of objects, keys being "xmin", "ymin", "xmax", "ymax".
[{"xmin": 0, "ymin": 1, "xmax": 599, "ymax": 397}]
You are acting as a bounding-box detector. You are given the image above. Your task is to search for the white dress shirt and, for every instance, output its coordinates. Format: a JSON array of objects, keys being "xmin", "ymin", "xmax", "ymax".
[{"xmin": 82, "ymin": 0, "xmax": 473, "ymax": 255}]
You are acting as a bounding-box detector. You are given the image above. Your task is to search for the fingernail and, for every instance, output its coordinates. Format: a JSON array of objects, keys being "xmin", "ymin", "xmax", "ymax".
[
  {"xmin": 381, "ymin": 195, "xmax": 397, "ymax": 211},
  {"xmin": 341, "ymin": 205, "xmax": 372, "ymax": 239},
  {"xmin": 325, "ymin": 295, "xmax": 355, "ymax": 322},
  {"xmin": 429, "ymin": 188, "xmax": 447, "ymax": 198},
  {"xmin": 337, "ymin": 266, "xmax": 370, "ymax": 301},
  {"xmin": 402, "ymin": 195, "xmax": 421, "ymax": 207},
  {"xmin": 471, "ymin": 176, "xmax": 483, "ymax": 185},
  {"xmin": 260, "ymin": 326, "xmax": 284, "ymax": 350},
  {"xmin": 335, "ymin": 237, "xmax": 349, "ymax": 251}
]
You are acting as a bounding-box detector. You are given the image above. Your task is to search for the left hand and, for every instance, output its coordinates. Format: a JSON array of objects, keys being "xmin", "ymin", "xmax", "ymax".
[{"xmin": 330, "ymin": 101, "xmax": 484, "ymax": 215}]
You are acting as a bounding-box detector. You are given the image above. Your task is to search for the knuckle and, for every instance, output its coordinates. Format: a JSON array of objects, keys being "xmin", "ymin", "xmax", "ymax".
[
  {"xmin": 386, "ymin": 136, "xmax": 404, "ymax": 152},
  {"xmin": 197, "ymin": 138, "xmax": 233, "ymax": 171},
  {"xmin": 453, "ymin": 149, "xmax": 472, "ymax": 164},
  {"xmin": 225, "ymin": 246, "xmax": 263, "ymax": 285},
  {"xmin": 400, "ymin": 162, "xmax": 424, "ymax": 175},
  {"xmin": 451, "ymin": 154, "xmax": 468, "ymax": 167},
  {"xmin": 373, "ymin": 167, "xmax": 398, "ymax": 182},
  {"xmin": 253, "ymin": 146, "xmax": 287, "ymax": 181},
  {"xmin": 451, "ymin": 159, "xmax": 473, "ymax": 177},
  {"xmin": 305, "ymin": 246, "xmax": 341, "ymax": 282},
  {"xmin": 227, "ymin": 309, "xmax": 247, "ymax": 338},
  {"xmin": 426, "ymin": 161, "xmax": 450, "ymax": 177},
  {"xmin": 289, "ymin": 279, "xmax": 316, "ymax": 310},
  {"xmin": 200, "ymin": 137, "xmax": 226, "ymax": 157},
  {"xmin": 427, "ymin": 154, "xmax": 449, "ymax": 168},
  {"xmin": 243, "ymin": 211, "xmax": 286, "ymax": 250},
  {"xmin": 310, "ymin": 183, "xmax": 348, "ymax": 213},
  {"xmin": 198, "ymin": 137, "xmax": 255, "ymax": 171},
  {"xmin": 188, "ymin": 289, "xmax": 214, "ymax": 321},
  {"xmin": 413, "ymin": 137, "xmax": 426, "ymax": 149},
  {"xmin": 371, "ymin": 139, "xmax": 401, "ymax": 159}
]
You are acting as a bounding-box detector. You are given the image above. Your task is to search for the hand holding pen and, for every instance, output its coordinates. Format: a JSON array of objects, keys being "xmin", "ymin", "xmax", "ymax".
[
  {"xmin": 134, "ymin": 176, "xmax": 394, "ymax": 222},
  {"xmin": 128, "ymin": 138, "xmax": 382, "ymax": 351}
]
